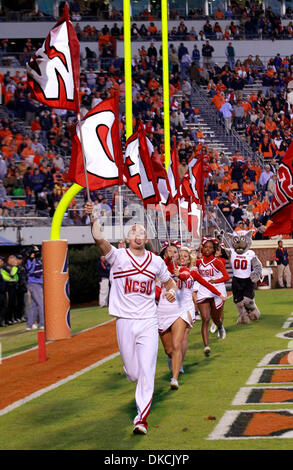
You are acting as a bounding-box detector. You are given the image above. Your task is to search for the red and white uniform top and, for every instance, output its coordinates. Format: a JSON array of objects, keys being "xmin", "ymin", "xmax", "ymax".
[
  {"xmin": 158, "ymin": 255, "xmax": 223, "ymax": 310},
  {"xmin": 230, "ymin": 249, "xmax": 255, "ymax": 279},
  {"xmin": 104, "ymin": 247, "xmax": 170, "ymax": 319},
  {"xmin": 195, "ymin": 255, "xmax": 229, "ymax": 300}
]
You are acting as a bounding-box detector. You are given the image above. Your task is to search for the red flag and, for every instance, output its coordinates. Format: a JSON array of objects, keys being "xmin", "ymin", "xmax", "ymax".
[
  {"xmin": 264, "ymin": 143, "xmax": 293, "ymax": 236},
  {"xmin": 26, "ymin": 3, "xmax": 80, "ymax": 112},
  {"xmin": 179, "ymin": 199, "xmax": 201, "ymax": 238},
  {"xmin": 179, "ymin": 172, "xmax": 195, "ymax": 201},
  {"xmin": 66, "ymin": 95, "xmax": 123, "ymax": 190},
  {"xmin": 151, "ymin": 147, "xmax": 174, "ymax": 206},
  {"xmin": 167, "ymin": 136, "xmax": 181, "ymax": 201},
  {"xmin": 124, "ymin": 122, "xmax": 161, "ymax": 206},
  {"xmin": 188, "ymin": 156, "xmax": 205, "ymax": 215}
]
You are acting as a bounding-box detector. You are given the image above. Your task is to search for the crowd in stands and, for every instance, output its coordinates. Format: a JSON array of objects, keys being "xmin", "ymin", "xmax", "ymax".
[
  {"xmin": 201, "ymin": 48, "xmax": 293, "ymax": 238},
  {"xmin": 2, "ymin": 0, "xmax": 293, "ymax": 239},
  {"xmin": 0, "ymin": 33, "xmax": 283, "ymax": 240}
]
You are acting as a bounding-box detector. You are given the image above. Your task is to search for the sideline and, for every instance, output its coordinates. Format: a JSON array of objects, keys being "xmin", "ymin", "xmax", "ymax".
[
  {"xmin": 2, "ymin": 318, "xmax": 115, "ymax": 361},
  {"xmin": 0, "ymin": 352, "xmax": 120, "ymax": 417}
]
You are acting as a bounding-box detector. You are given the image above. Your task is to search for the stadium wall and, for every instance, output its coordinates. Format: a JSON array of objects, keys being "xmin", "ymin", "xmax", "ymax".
[
  {"xmin": 2, "ymin": 19, "xmax": 293, "ymax": 38},
  {"xmin": 1, "ymin": 19, "xmax": 293, "ymax": 67}
]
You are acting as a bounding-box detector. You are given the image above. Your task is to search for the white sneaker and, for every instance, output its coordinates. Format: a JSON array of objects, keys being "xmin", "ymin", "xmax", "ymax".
[
  {"xmin": 179, "ymin": 364, "xmax": 184, "ymax": 373},
  {"xmin": 210, "ymin": 322, "xmax": 217, "ymax": 334},
  {"xmin": 32, "ymin": 324, "xmax": 38, "ymax": 330},
  {"xmin": 195, "ymin": 314, "xmax": 201, "ymax": 321},
  {"xmin": 204, "ymin": 346, "xmax": 211, "ymax": 357},
  {"xmin": 170, "ymin": 378, "xmax": 179, "ymax": 390},
  {"xmin": 133, "ymin": 423, "xmax": 147, "ymax": 435},
  {"xmin": 218, "ymin": 326, "xmax": 226, "ymax": 339}
]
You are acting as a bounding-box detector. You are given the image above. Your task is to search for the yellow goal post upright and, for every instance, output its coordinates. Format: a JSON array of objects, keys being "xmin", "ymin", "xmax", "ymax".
[{"xmin": 161, "ymin": 0, "xmax": 171, "ymax": 172}]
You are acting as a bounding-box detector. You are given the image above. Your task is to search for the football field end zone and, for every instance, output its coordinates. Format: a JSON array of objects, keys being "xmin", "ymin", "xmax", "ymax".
[
  {"xmin": 232, "ymin": 386, "xmax": 293, "ymax": 405},
  {"xmin": 246, "ymin": 367, "xmax": 293, "ymax": 385},
  {"xmin": 0, "ymin": 351, "xmax": 120, "ymax": 417},
  {"xmin": 1, "ymin": 318, "xmax": 115, "ymax": 361},
  {"xmin": 207, "ymin": 409, "xmax": 293, "ymax": 440},
  {"xmin": 257, "ymin": 350, "xmax": 293, "ymax": 367}
]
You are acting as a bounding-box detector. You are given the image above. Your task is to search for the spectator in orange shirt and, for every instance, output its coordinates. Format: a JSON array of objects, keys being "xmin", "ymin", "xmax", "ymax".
[
  {"xmin": 231, "ymin": 150, "xmax": 244, "ymax": 162},
  {"xmin": 234, "ymin": 220, "xmax": 246, "ymax": 231},
  {"xmin": 260, "ymin": 195, "xmax": 270, "ymax": 213},
  {"xmin": 0, "ymin": 124, "xmax": 12, "ymax": 142},
  {"xmin": 242, "ymin": 177, "xmax": 255, "ymax": 203},
  {"xmin": 265, "ymin": 116, "xmax": 277, "ymax": 133},
  {"xmin": 211, "ymin": 92, "xmax": 225, "ymax": 111},
  {"xmin": 148, "ymin": 77, "xmax": 159, "ymax": 92},
  {"xmin": 147, "ymin": 22, "xmax": 158, "ymax": 38},
  {"xmin": 250, "ymin": 194, "xmax": 263, "ymax": 214},
  {"xmin": 241, "ymin": 100, "xmax": 252, "ymax": 117},
  {"xmin": 215, "ymin": 7, "xmax": 224, "ymax": 19},
  {"xmin": 251, "ymin": 162, "xmax": 262, "ymax": 182},
  {"xmin": 258, "ymin": 136, "xmax": 274, "ymax": 159},
  {"xmin": 21, "ymin": 142, "xmax": 35, "ymax": 161},
  {"xmin": 31, "ymin": 116, "xmax": 42, "ymax": 132},
  {"xmin": 218, "ymin": 175, "xmax": 232, "ymax": 195}
]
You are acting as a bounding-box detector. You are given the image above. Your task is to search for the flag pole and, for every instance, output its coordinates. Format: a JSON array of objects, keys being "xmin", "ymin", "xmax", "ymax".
[
  {"xmin": 178, "ymin": 199, "xmax": 183, "ymax": 245},
  {"xmin": 161, "ymin": 0, "xmax": 171, "ymax": 171},
  {"xmin": 159, "ymin": 202, "xmax": 176, "ymax": 269}
]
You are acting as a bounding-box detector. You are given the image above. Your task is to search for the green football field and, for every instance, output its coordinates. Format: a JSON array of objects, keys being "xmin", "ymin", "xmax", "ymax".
[{"xmin": 0, "ymin": 289, "xmax": 293, "ymax": 451}]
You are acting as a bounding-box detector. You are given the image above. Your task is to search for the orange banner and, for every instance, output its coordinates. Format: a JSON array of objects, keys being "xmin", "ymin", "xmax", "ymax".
[{"xmin": 42, "ymin": 240, "xmax": 71, "ymax": 340}]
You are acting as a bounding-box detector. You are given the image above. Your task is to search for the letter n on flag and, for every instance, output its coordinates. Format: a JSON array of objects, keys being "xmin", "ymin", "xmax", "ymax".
[
  {"xmin": 66, "ymin": 95, "xmax": 123, "ymax": 189},
  {"xmin": 26, "ymin": 3, "xmax": 80, "ymax": 112},
  {"xmin": 264, "ymin": 142, "xmax": 293, "ymax": 236},
  {"xmin": 124, "ymin": 121, "xmax": 160, "ymax": 207}
]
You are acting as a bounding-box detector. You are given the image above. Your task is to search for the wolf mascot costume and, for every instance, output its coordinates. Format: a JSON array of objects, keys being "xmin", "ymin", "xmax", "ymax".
[{"xmin": 216, "ymin": 230, "xmax": 263, "ymax": 323}]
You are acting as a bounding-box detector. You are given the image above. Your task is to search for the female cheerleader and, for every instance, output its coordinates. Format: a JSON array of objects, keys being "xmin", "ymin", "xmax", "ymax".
[
  {"xmin": 210, "ymin": 243, "xmax": 229, "ymax": 334},
  {"xmin": 194, "ymin": 237, "xmax": 230, "ymax": 357},
  {"xmin": 157, "ymin": 242, "xmax": 226, "ymax": 390}
]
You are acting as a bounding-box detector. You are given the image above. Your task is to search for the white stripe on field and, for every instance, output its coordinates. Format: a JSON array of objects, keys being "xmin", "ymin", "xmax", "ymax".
[
  {"xmin": 257, "ymin": 350, "xmax": 293, "ymax": 367},
  {"xmin": 208, "ymin": 409, "xmax": 293, "ymax": 440},
  {"xmin": 232, "ymin": 385, "xmax": 293, "ymax": 405},
  {"xmin": 0, "ymin": 351, "xmax": 120, "ymax": 417}
]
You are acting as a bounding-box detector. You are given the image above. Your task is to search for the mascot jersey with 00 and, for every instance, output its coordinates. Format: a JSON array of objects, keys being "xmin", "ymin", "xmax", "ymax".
[
  {"xmin": 230, "ymin": 250, "xmax": 257, "ymax": 278},
  {"xmin": 216, "ymin": 230, "xmax": 263, "ymax": 324}
]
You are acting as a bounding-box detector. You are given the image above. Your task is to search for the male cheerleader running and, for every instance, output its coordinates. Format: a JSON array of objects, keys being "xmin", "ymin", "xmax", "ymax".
[{"xmin": 84, "ymin": 202, "xmax": 177, "ymax": 435}]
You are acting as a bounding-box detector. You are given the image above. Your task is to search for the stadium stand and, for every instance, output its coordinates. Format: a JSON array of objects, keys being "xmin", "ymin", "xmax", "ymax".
[{"xmin": 0, "ymin": 0, "xmax": 292, "ymax": 243}]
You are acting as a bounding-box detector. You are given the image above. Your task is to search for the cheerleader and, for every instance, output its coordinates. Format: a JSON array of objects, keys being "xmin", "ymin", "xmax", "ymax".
[
  {"xmin": 210, "ymin": 243, "xmax": 229, "ymax": 334},
  {"xmin": 173, "ymin": 247, "xmax": 197, "ymax": 370},
  {"xmin": 195, "ymin": 238, "xmax": 230, "ymax": 357},
  {"xmin": 157, "ymin": 242, "xmax": 226, "ymax": 390}
]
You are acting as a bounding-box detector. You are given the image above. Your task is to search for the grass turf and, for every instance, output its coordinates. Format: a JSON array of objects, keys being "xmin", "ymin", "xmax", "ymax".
[{"xmin": 0, "ymin": 289, "xmax": 293, "ymax": 451}]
